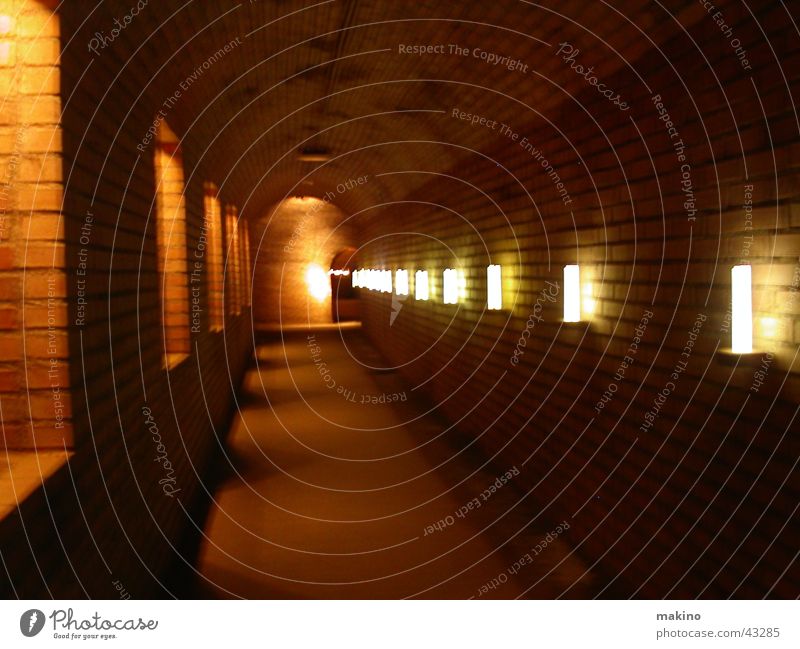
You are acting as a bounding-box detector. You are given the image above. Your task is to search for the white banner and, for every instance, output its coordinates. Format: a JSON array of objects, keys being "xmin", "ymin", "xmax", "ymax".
[{"xmin": 0, "ymin": 600, "xmax": 797, "ymax": 648}]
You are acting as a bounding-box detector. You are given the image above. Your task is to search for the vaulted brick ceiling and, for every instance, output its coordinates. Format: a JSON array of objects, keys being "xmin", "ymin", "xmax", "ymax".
[{"xmin": 83, "ymin": 0, "xmax": 702, "ymax": 218}]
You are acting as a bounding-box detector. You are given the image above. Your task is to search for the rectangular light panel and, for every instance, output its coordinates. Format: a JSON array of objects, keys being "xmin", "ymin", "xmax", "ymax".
[
  {"xmin": 443, "ymin": 268, "xmax": 458, "ymax": 304},
  {"xmin": 487, "ymin": 264, "xmax": 502, "ymax": 310},
  {"xmin": 732, "ymin": 264, "xmax": 753, "ymax": 353},
  {"xmin": 395, "ymin": 269, "xmax": 409, "ymax": 296},
  {"xmin": 563, "ymin": 264, "xmax": 581, "ymax": 322},
  {"xmin": 415, "ymin": 270, "xmax": 429, "ymax": 301}
]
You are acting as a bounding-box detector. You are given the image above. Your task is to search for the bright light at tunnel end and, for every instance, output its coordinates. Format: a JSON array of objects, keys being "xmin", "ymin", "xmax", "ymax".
[
  {"xmin": 305, "ymin": 264, "xmax": 330, "ymax": 302},
  {"xmin": 731, "ymin": 264, "xmax": 753, "ymax": 354}
]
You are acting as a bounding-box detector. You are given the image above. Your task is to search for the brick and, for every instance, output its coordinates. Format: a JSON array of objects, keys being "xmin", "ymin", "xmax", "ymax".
[
  {"xmin": 25, "ymin": 330, "xmax": 68, "ymax": 358},
  {"xmin": 16, "ymin": 37, "xmax": 59, "ymax": 66},
  {"xmin": 17, "ymin": 14, "xmax": 60, "ymax": 39},
  {"xmin": 15, "ymin": 95, "xmax": 59, "ymax": 128},
  {"xmin": 0, "ymin": 307, "xmax": 17, "ymax": 329},
  {"xmin": 17, "ymin": 154, "xmax": 61, "ymax": 182},
  {"xmin": 29, "ymin": 391, "xmax": 71, "ymax": 419},
  {"xmin": 24, "ymin": 363, "xmax": 67, "ymax": 389},
  {"xmin": 22, "ymin": 271, "xmax": 66, "ymax": 298},
  {"xmin": 19, "ymin": 242, "xmax": 64, "ymax": 268},
  {"xmin": 0, "ymin": 368, "xmax": 19, "ymax": 391},
  {"xmin": 0, "ymin": 275, "xmax": 20, "ymax": 300},
  {"xmin": 0, "ymin": 333, "xmax": 23, "ymax": 361},
  {"xmin": 0, "ymin": 246, "xmax": 14, "ymax": 269},
  {"xmin": 20, "ymin": 212, "xmax": 63, "ymax": 239},
  {"xmin": 19, "ymin": 66, "xmax": 59, "ymax": 95},
  {"xmin": 20, "ymin": 125, "xmax": 61, "ymax": 152},
  {"xmin": 17, "ymin": 184, "xmax": 62, "ymax": 211}
]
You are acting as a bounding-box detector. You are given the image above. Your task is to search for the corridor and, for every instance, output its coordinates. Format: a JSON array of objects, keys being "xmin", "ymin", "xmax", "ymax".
[
  {"xmin": 194, "ymin": 327, "xmax": 592, "ymax": 599},
  {"xmin": 0, "ymin": 0, "xmax": 798, "ymax": 603}
]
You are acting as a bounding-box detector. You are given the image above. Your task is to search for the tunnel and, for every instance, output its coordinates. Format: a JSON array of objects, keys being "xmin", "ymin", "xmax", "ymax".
[{"xmin": 0, "ymin": 0, "xmax": 798, "ymax": 604}]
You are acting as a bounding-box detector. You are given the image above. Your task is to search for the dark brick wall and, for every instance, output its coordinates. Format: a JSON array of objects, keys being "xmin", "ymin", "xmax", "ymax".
[{"xmin": 357, "ymin": 2, "xmax": 800, "ymax": 598}]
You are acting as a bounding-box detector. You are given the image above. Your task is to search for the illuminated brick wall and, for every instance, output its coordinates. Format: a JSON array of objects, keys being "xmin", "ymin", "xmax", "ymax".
[
  {"xmin": 202, "ymin": 183, "xmax": 224, "ymax": 332},
  {"xmin": 0, "ymin": 0, "xmax": 69, "ymax": 449},
  {"xmin": 249, "ymin": 197, "xmax": 357, "ymax": 327},
  {"xmin": 154, "ymin": 121, "xmax": 190, "ymax": 367},
  {"xmin": 0, "ymin": 2, "xmax": 252, "ymax": 597}
]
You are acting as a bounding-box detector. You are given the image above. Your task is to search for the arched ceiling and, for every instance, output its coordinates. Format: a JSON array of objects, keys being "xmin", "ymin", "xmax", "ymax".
[{"xmin": 71, "ymin": 0, "xmax": 704, "ymax": 218}]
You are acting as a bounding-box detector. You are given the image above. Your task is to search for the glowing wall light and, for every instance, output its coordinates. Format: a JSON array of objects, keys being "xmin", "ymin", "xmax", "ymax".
[
  {"xmin": 352, "ymin": 269, "xmax": 360, "ymax": 287},
  {"xmin": 759, "ymin": 316, "xmax": 778, "ymax": 340},
  {"xmin": 382, "ymin": 269, "xmax": 393, "ymax": 293},
  {"xmin": 443, "ymin": 268, "xmax": 459, "ymax": 305},
  {"xmin": 486, "ymin": 264, "xmax": 502, "ymax": 310},
  {"xmin": 731, "ymin": 264, "xmax": 753, "ymax": 353},
  {"xmin": 306, "ymin": 264, "xmax": 330, "ymax": 302},
  {"xmin": 415, "ymin": 270, "xmax": 429, "ymax": 301},
  {"xmin": 395, "ymin": 269, "xmax": 409, "ymax": 296},
  {"xmin": 563, "ymin": 264, "xmax": 581, "ymax": 322},
  {"xmin": 582, "ymin": 281, "xmax": 596, "ymax": 316}
]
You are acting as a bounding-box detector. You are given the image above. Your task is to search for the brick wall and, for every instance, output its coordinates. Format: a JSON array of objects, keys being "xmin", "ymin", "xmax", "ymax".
[
  {"xmin": 0, "ymin": 1, "xmax": 252, "ymax": 597},
  {"xmin": 0, "ymin": 0, "xmax": 70, "ymax": 450},
  {"xmin": 154, "ymin": 122, "xmax": 191, "ymax": 366},
  {"xmin": 250, "ymin": 197, "xmax": 357, "ymax": 327},
  {"xmin": 357, "ymin": 2, "xmax": 800, "ymax": 597}
]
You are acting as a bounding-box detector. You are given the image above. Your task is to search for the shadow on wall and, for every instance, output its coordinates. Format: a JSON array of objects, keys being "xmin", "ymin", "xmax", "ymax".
[{"xmin": 249, "ymin": 197, "xmax": 357, "ymax": 328}]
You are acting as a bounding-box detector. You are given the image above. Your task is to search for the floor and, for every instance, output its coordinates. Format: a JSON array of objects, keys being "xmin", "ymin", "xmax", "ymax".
[
  {"xmin": 193, "ymin": 326, "xmax": 593, "ymax": 598},
  {"xmin": 0, "ymin": 450, "xmax": 70, "ymax": 520}
]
